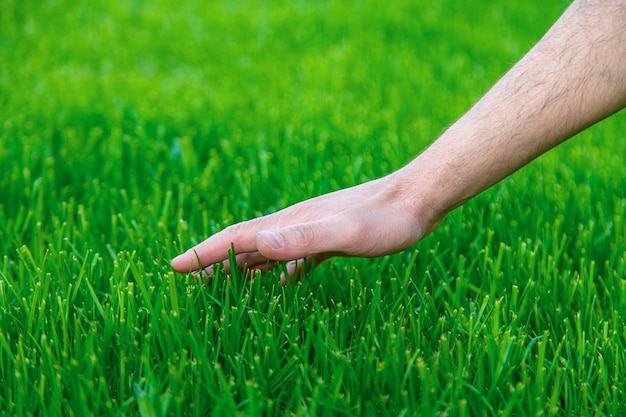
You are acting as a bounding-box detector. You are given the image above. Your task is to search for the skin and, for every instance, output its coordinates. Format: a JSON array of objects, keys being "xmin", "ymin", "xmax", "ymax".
[{"xmin": 171, "ymin": 0, "xmax": 626, "ymax": 283}]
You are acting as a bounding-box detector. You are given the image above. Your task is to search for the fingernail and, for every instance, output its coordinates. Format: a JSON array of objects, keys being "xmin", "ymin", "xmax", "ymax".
[{"xmin": 258, "ymin": 231, "xmax": 284, "ymax": 250}]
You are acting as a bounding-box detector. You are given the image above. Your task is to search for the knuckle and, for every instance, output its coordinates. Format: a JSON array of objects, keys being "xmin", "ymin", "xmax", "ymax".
[{"xmin": 291, "ymin": 224, "xmax": 316, "ymax": 246}]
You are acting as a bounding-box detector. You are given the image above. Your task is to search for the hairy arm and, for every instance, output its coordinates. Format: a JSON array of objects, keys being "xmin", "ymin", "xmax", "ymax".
[
  {"xmin": 402, "ymin": 0, "xmax": 626, "ymax": 219},
  {"xmin": 171, "ymin": 0, "xmax": 626, "ymax": 281}
]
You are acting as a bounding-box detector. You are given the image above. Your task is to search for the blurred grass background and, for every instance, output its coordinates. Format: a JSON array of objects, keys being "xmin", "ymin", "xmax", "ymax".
[
  {"xmin": 1, "ymin": 0, "xmax": 578, "ymax": 257},
  {"xmin": 2, "ymin": 0, "xmax": 626, "ymax": 415}
]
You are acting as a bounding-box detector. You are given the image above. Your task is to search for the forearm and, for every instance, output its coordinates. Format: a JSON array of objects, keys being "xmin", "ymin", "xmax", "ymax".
[{"xmin": 399, "ymin": 0, "xmax": 626, "ymax": 221}]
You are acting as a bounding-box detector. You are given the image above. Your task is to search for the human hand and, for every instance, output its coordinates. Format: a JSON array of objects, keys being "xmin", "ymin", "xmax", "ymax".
[
  {"xmin": 174, "ymin": 0, "xmax": 626, "ymax": 284},
  {"xmin": 170, "ymin": 174, "xmax": 442, "ymax": 283}
]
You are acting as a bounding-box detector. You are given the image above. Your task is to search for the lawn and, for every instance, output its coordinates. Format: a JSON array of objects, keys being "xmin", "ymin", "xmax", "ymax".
[{"xmin": 1, "ymin": 0, "xmax": 626, "ymax": 415}]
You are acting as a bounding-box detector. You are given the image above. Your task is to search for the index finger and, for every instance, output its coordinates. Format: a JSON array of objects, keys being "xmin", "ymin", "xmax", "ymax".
[{"xmin": 170, "ymin": 220, "xmax": 262, "ymax": 272}]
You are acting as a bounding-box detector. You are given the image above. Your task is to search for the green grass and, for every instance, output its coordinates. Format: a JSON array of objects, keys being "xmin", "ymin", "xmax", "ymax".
[{"xmin": 2, "ymin": 0, "xmax": 626, "ymax": 415}]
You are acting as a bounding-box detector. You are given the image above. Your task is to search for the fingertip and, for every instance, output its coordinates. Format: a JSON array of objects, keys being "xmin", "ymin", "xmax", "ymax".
[
  {"xmin": 192, "ymin": 266, "xmax": 214, "ymax": 284},
  {"xmin": 279, "ymin": 260, "xmax": 301, "ymax": 286},
  {"xmin": 170, "ymin": 255, "xmax": 183, "ymax": 272},
  {"xmin": 170, "ymin": 251, "xmax": 195, "ymax": 273}
]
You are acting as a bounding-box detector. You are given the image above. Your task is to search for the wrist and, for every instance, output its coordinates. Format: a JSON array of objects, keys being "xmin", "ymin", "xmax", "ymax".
[{"xmin": 382, "ymin": 163, "xmax": 451, "ymax": 238}]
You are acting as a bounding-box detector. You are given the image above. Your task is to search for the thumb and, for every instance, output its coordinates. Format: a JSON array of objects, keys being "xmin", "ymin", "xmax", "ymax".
[{"xmin": 256, "ymin": 221, "xmax": 342, "ymax": 261}]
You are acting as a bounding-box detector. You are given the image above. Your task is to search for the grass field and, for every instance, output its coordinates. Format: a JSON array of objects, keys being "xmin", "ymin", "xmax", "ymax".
[{"xmin": 2, "ymin": 0, "xmax": 626, "ymax": 415}]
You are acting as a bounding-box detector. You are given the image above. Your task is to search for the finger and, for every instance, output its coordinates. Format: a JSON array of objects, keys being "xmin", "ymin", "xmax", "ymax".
[
  {"xmin": 279, "ymin": 254, "xmax": 330, "ymax": 285},
  {"xmin": 169, "ymin": 191, "xmax": 343, "ymax": 273},
  {"xmin": 256, "ymin": 216, "xmax": 356, "ymax": 262},
  {"xmin": 191, "ymin": 252, "xmax": 276, "ymax": 279},
  {"xmin": 221, "ymin": 251, "xmax": 273, "ymax": 273},
  {"xmin": 170, "ymin": 221, "xmax": 264, "ymax": 272},
  {"xmin": 192, "ymin": 267, "xmax": 214, "ymax": 284},
  {"xmin": 247, "ymin": 260, "xmax": 277, "ymax": 273}
]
